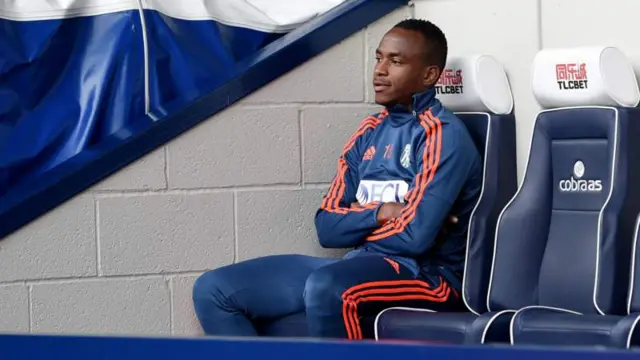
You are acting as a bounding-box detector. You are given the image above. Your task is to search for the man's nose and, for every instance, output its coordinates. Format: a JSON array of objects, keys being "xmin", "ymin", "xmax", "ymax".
[{"xmin": 374, "ymin": 61, "xmax": 388, "ymax": 76}]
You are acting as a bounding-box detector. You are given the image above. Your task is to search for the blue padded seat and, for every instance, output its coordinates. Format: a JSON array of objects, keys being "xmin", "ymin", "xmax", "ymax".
[
  {"xmin": 502, "ymin": 47, "xmax": 640, "ymax": 349},
  {"xmin": 510, "ymin": 214, "xmax": 640, "ymax": 348},
  {"xmin": 378, "ymin": 47, "xmax": 640, "ymax": 346}
]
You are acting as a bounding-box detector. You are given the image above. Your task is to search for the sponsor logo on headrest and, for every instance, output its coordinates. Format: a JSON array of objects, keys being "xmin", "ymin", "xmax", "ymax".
[
  {"xmin": 555, "ymin": 63, "xmax": 588, "ymax": 91},
  {"xmin": 435, "ymin": 68, "xmax": 463, "ymax": 95},
  {"xmin": 558, "ymin": 160, "xmax": 602, "ymax": 193},
  {"xmin": 356, "ymin": 180, "xmax": 409, "ymax": 205}
]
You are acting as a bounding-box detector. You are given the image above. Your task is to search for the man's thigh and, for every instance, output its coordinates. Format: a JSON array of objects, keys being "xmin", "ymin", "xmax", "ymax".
[
  {"xmin": 197, "ymin": 254, "xmax": 338, "ymax": 319},
  {"xmin": 305, "ymin": 255, "xmax": 461, "ymax": 339}
]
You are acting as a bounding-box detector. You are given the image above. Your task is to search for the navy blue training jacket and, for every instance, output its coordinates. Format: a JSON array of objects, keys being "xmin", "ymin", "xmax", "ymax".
[{"xmin": 314, "ymin": 87, "xmax": 482, "ymax": 289}]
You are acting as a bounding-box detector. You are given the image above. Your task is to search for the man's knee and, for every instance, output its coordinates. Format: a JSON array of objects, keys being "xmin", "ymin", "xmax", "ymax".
[
  {"xmin": 192, "ymin": 269, "xmax": 229, "ymax": 312},
  {"xmin": 304, "ymin": 266, "xmax": 345, "ymax": 313}
]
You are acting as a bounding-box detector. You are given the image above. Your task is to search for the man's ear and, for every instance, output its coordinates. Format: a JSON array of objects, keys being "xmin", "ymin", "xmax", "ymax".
[{"xmin": 423, "ymin": 65, "xmax": 441, "ymax": 88}]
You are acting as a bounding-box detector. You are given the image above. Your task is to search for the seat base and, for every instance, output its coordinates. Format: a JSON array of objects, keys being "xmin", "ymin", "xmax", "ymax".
[
  {"xmin": 511, "ymin": 306, "xmax": 640, "ymax": 348},
  {"xmin": 375, "ymin": 307, "xmax": 514, "ymax": 344}
]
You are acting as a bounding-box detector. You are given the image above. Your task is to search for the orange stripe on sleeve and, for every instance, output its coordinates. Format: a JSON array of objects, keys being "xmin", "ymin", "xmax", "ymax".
[
  {"xmin": 321, "ymin": 112, "xmax": 386, "ymax": 214},
  {"xmin": 365, "ymin": 111, "xmax": 443, "ymax": 241}
]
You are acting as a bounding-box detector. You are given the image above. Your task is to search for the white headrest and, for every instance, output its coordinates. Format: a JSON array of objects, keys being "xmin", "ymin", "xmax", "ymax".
[
  {"xmin": 435, "ymin": 55, "xmax": 514, "ymax": 115},
  {"xmin": 532, "ymin": 46, "xmax": 640, "ymax": 109}
]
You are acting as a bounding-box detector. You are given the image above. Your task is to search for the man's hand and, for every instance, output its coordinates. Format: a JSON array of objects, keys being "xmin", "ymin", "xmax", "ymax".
[
  {"xmin": 376, "ymin": 202, "xmax": 404, "ymax": 224},
  {"xmin": 376, "ymin": 202, "xmax": 459, "ymax": 228}
]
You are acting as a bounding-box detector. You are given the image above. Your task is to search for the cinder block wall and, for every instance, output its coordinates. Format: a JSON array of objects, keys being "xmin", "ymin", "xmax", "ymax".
[{"xmin": 0, "ymin": 7, "xmax": 413, "ymax": 336}]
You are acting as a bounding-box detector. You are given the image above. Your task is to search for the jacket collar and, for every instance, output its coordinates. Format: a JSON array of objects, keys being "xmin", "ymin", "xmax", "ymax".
[{"xmin": 386, "ymin": 88, "xmax": 436, "ymax": 116}]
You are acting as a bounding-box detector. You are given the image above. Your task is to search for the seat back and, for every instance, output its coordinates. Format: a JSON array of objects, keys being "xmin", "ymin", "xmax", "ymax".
[
  {"xmin": 627, "ymin": 215, "xmax": 640, "ymax": 314},
  {"xmin": 488, "ymin": 47, "xmax": 640, "ymax": 315},
  {"xmin": 436, "ymin": 55, "xmax": 518, "ymax": 314}
]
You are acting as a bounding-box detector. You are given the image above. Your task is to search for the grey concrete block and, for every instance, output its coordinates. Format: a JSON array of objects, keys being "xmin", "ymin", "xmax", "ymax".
[
  {"xmin": 98, "ymin": 193, "xmax": 234, "ymax": 276},
  {"xmin": 365, "ymin": 7, "xmax": 413, "ymax": 103},
  {"xmin": 236, "ymin": 189, "xmax": 346, "ymax": 261},
  {"xmin": 31, "ymin": 278, "xmax": 170, "ymax": 335},
  {"xmin": 244, "ymin": 33, "xmax": 365, "ymax": 103},
  {"xmin": 92, "ymin": 147, "xmax": 166, "ymax": 191},
  {"xmin": 302, "ymin": 105, "xmax": 382, "ymax": 184},
  {"xmin": 0, "ymin": 196, "xmax": 96, "ymax": 282},
  {"xmin": 171, "ymin": 275, "xmax": 202, "ymax": 336},
  {"xmin": 167, "ymin": 106, "xmax": 300, "ymax": 189},
  {"xmin": 0, "ymin": 285, "xmax": 29, "ymax": 332}
]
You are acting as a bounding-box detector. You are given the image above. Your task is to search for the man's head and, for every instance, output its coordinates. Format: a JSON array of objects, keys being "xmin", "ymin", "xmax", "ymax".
[{"xmin": 373, "ymin": 19, "xmax": 448, "ymax": 108}]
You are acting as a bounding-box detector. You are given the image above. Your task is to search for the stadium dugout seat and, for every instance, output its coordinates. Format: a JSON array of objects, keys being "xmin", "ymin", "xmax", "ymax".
[
  {"xmin": 505, "ymin": 47, "xmax": 640, "ymax": 349},
  {"xmin": 256, "ymin": 55, "xmax": 518, "ymax": 339},
  {"xmin": 374, "ymin": 55, "xmax": 521, "ymax": 344},
  {"xmin": 378, "ymin": 47, "xmax": 640, "ymax": 346}
]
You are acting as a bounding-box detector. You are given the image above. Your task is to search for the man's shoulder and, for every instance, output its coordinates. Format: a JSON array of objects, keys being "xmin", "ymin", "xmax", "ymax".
[
  {"xmin": 427, "ymin": 106, "xmax": 481, "ymax": 163},
  {"xmin": 423, "ymin": 107, "xmax": 471, "ymax": 142},
  {"xmin": 353, "ymin": 109, "xmax": 388, "ymax": 136},
  {"xmin": 363, "ymin": 109, "xmax": 388, "ymax": 122}
]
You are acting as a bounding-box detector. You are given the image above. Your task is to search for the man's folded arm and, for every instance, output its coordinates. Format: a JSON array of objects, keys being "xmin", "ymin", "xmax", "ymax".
[
  {"xmin": 314, "ymin": 117, "xmax": 384, "ymax": 249},
  {"xmin": 365, "ymin": 117, "xmax": 476, "ymax": 257}
]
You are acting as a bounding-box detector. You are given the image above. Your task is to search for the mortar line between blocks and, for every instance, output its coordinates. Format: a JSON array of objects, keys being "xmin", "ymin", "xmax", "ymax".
[
  {"xmin": 168, "ymin": 276, "xmax": 175, "ymax": 334},
  {"xmin": 6, "ymin": 271, "xmax": 205, "ymax": 286},
  {"xmin": 95, "ymin": 198, "xmax": 102, "ymax": 276},
  {"xmin": 28, "ymin": 284, "xmax": 33, "ymax": 332},
  {"xmin": 536, "ymin": 0, "xmax": 543, "ymax": 50},
  {"xmin": 233, "ymin": 190, "xmax": 239, "ymax": 264},
  {"xmin": 299, "ymin": 108, "xmax": 305, "ymax": 186},
  {"xmin": 164, "ymin": 146, "xmax": 170, "ymax": 189},
  {"xmin": 93, "ymin": 184, "xmax": 307, "ymax": 197},
  {"xmin": 363, "ymin": 23, "xmax": 369, "ymax": 103}
]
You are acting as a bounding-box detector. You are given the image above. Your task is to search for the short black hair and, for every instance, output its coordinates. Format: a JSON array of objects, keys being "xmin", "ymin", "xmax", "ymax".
[{"xmin": 393, "ymin": 19, "xmax": 448, "ymax": 71}]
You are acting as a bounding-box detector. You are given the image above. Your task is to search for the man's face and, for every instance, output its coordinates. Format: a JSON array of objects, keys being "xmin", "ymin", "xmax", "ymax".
[{"xmin": 373, "ymin": 28, "xmax": 440, "ymax": 107}]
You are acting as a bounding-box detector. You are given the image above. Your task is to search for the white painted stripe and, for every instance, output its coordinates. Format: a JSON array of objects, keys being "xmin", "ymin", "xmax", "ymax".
[
  {"xmin": 0, "ymin": 0, "xmax": 136, "ymax": 21},
  {"xmin": 134, "ymin": 0, "xmax": 151, "ymax": 118},
  {"xmin": 0, "ymin": 0, "xmax": 347, "ymax": 33}
]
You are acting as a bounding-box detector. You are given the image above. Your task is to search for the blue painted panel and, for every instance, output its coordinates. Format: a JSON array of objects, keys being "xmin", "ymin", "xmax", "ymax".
[
  {"xmin": 0, "ymin": 334, "xmax": 637, "ymax": 360},
  {"xmin": 0, "ymin": 0, "xmax": 407, "ymax": 239},
  {"xmin": 0, "ymin": 9, "xmax": 283, "ymax": 196}
]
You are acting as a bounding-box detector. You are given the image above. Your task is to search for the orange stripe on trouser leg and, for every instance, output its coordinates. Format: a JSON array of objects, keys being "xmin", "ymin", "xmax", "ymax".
[
  {"xmin": 341, "ymin": 281, "xmax": 433, "ymax": 340},
  {"xmin": 350, "ymin": 289, "xmax": 451, "ymax": 340},
  {"xmin": 342, "ymin": 279, "xmax": 436, "ymax": 299},
  {"xmin": 339, "ymin": 279, "xmax": 436, "ymax": 339},
  {"xmin": 347, "ymin": 284, "xmax": 450, "ymax": 340},
  {"xmin": 383, "ymin": 258, "xmax": 400, "ymax": 274},
  {"xmin": 347, "ymin": 282, "xmax": 449, "ymax": 340},
  {"xmin": 340, "ymin": 280, "xmax": 449, "ymax": 340}
]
